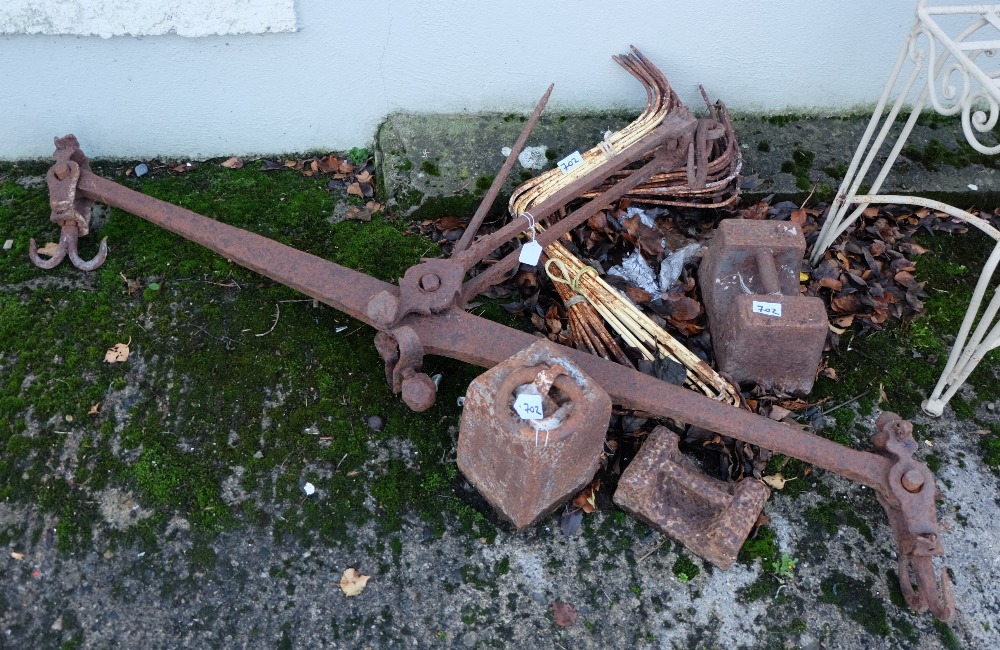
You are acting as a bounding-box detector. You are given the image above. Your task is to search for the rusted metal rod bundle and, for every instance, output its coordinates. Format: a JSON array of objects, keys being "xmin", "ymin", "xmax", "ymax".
[{"xmin": 507, "ymin": 47, "xmax": 741, "ymax": 217}]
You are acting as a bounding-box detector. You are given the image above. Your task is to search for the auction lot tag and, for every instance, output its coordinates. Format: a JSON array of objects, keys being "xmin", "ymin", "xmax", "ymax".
[
  {"xmin": 557, "ymin": 151, "xmax": 584, "ymax": 174},
  {"xmin": 519, "ymin": 240, "xmax": 543, "ymax": 265},
  {"xmin": 752, "ymin": 301, "xmax": 782, "ymax": 317},
  {"xmin": 514, "ymin": 394, "xmax": 544, "ymax": 420}
]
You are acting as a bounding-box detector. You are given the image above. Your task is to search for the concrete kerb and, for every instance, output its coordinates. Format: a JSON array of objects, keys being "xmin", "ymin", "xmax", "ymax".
[{"xmin": 378, "ymin": 111, "xmax": 1000, "ymax": 215}]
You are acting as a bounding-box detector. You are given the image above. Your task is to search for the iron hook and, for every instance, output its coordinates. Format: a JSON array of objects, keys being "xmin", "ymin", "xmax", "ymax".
[
  {"xmin": 28, "ymin": 224, "xmax": 108, "ymax": 271},
  {"xmin": 898, "ymin": 550, "xmax": 955, "ymax": 622}
]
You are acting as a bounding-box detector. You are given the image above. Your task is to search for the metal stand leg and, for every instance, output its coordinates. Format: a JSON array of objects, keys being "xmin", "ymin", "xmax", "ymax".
[{"xmin": 812, "ymin": 3, "xmax": 1000, "ymax": 416}]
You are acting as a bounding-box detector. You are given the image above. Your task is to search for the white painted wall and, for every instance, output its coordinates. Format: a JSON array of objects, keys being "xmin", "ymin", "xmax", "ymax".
[
  {"xmin": 0, "ymin": 0, "xmax": 970, "ymax": 159},
  {"xmin": 0, "ymin": 0, "xmax": 296, "ymax": 38}
]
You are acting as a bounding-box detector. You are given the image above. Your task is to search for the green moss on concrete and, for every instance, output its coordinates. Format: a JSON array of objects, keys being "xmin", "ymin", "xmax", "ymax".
[
  {"xmin": 903, "ymin": 137, "xmax": 1000, "ymax": 172},
  {"xmin": 766, "ymin": 114, "xmax": 800, "ymax": 127},
  {"xmin": 671, "ymin": 553, "xmax": 700, "ymax": 581},
  {"xmin": 934, "ymin": 619, "xmax": 962, "ymax": 650},
  {"xmin": 779, "ymin": 148, "xmax": 816, "ymax": 191},
  {"xmin": 739, "ymin": 525, "xmax": 778, "ymax": 565},
  {"xmin": 980, "ymin": 422, "xmax": 1000, "ymax": 471},
  {"xmin": 823, "ymin": 163, "xmax": 848, "ymax": 180},
  {"xmin": 819, "ymin": 571, "xmax": 890, "ymax": 637},
  {"xmin": 803, "ymin": 499, "xmax": 874, "ymax": 543},
  {"xmin": 0, "ymin": 155, "xmax": 500, "ymax": 557}
]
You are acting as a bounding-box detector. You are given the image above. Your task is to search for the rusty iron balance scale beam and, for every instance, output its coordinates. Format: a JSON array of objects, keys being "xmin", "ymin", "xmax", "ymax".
[{"xmin": 29, "ymin": 126, "xmax": 954, "ymax": 621}]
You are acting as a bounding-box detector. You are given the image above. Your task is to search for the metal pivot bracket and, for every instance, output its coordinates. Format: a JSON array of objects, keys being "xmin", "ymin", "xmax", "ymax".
[
  {"xmin": 373, "ymin": 326, "xmax": 437, "ymax": 412},
  {"xmin": 871, "ymin": 412, "xmax": 954, "ymax": 620}
]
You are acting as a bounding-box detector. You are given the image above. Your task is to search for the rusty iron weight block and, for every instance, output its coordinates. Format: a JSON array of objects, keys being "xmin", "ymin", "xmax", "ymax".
[
  {"xmin": 614, "ymin": 427, "xmax": 770, "ymax": 569},
  {"xmin": 456, "ymin": 340, "xmax": 612, "ymax": 531},
  {"xmin": 699, "ymin": 219, "xmax": 829, "ymax": 394}
]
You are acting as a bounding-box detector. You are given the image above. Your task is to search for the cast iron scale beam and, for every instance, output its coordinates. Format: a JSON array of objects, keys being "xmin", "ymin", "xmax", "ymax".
[{"xmin": 30, "ymin": 135, "xmax": 954, "ymax": 621}]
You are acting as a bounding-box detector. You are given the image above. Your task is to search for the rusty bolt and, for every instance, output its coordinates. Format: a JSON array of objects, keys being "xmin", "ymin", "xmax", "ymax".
[
  {"xmin": 901, "ymin": 469, "xmax": 925, "ymax": 493},
  {"xmin": 366, "ymin": 290, "xmax": 399, "ymax": 326},
  {"xmin": 401, "ymin": 373, "xmax": 436, "ymax": 412},
  {"xmin": 53, "ymin": 162, "xmax": 72, "ymax": 181},
  {"xmin": 419, "ymin": 273, "xmax": 441, "ymax": 292}
]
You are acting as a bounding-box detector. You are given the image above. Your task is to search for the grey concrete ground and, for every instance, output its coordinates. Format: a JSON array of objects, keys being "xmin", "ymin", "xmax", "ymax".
[{"xmin": 3, "ymin": 111, "xmax": 1000, "ymax": 649}]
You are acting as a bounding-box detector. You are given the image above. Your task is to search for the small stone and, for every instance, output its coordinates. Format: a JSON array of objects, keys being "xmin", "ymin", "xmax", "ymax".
[
  {"xmin": 366, "ymin": 415, "xmax": 384, "ymax": 432},
  {"xmin": 134, "ymin": 163, "xmax": 148, "ymax": 177},
  {"xmin": 103, "ymin": 550, "xmax": 114, "ymax": 559},
  {"xmin": 51, "ymin": 616, "xmax": 63, "ymax": 631},
  {"xmin": 303, "ymin": 482, "xmax": 316, "ymax": 496},
  {"xmin": 65, "ymin": 415, "xmax": 73, "ymax": 422},
  {"xmin": 2, "ymin": 239, "xmax": 12, "ymax": 251},
  {"xmin": 253, "ymin": 450, "xmax": 263, "ymax": 459},
  {"xmin": 987, "ymin": 402, "xmax": 996, "ymax": 412}
]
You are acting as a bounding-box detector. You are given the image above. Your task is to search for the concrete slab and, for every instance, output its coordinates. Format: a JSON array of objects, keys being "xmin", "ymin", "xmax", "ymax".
[{"xmin": 378, "ymin": 111, "xmax": 1000, "ymax": 215}]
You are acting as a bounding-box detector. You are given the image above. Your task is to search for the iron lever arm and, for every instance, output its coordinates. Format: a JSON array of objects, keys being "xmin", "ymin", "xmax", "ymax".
[
  {"xmin": 76, "ymin": 171, "xmax": 394, "ymax": 326},
  {"xmin": 75, "ymin": 157, "xmax": 908, "ymax": 487}
]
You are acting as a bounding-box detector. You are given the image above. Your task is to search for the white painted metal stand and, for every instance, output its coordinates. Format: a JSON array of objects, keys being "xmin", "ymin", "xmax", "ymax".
[{"xmin": 812, "ymin": 1, "xmax": 1000, "ymax": 416}]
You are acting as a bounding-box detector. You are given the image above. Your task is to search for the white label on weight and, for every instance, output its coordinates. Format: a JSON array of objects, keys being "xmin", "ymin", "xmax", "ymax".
[
  {"xmin": 752, "ymin": 301, "xmax": 782, "ymax": 317},
  {"xmin": 514, "ymin": 394, "xmax": 544, "ymax": 420},
  {"xmin": 557, "ymin": 150, "xmax": 584, "ymax": 174},
  {"xmin": 518, "ymin": 240, "xmax": 543, "ymax": 265}
]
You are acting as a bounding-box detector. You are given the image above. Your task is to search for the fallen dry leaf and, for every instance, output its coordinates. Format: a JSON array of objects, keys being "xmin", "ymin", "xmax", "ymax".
[
  {"xmin": 571, "ymin": 479, "xmax": 600, "ymax": 514},
  {"xmin": 551, "ymin": 600, "xmax": 578, "ymax": 628},
  {"xmin": 832, "ymin": 314, "xmax": 855, "ymax": 328},
  {"xmin": 36, "ymin": 242, "xmax": 61, "ymax": 257},
  {"xmin": 88, "ymin": 402, "xmax": 100, "ymax": 415},
  {"xmin": 435, "ymin": 216, "xmax": 465, "ymax": 232},
  {"xmin": 767, "ymin": 405, "xmax": 792, "ymax": 421},
  {"xmin": 10, "ymin": 552, "xmax": 25, "ymax": 560},
  {"xmin": 339, "ymin": 568, "xmax": 370, "ymax": 596},
  {"xmin": 347, "ymin": 182, "xmax": 363, "ymax": 197},
  {"xmin": 119, "ymin": 272, "xmax": 141, "ymax": 295},
  {"xmin": 625, "ymin": 287, "xmax": 652, "ymax": 304},
  {"xmin": 220, "ymin": 156, "xmax": 244, "ymax": 169},
  {"xmin": 763, "ymin": 473, "xmax": 796, "ymax": 490},
  {"xmin": 317, "ymin": 155, "xmax": 340, "ymax": 174},
  {"xmin": 104, "ymin": 338, "xmax": 131, "ymax": 364}
]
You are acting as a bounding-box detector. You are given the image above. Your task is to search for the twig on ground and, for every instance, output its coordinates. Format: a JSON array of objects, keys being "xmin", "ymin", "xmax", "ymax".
[
  {"xmin": 255, "ymin": 303, "xmax": 280, "ymax": 337},
  {"xmin": 637, "ymin": 537, "xmax": 668, "ymax": 563}
]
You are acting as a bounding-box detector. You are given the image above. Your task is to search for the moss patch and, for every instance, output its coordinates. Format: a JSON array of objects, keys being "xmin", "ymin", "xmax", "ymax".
[
  {"xmin": 671, "ymin": 553, "xmax": 700, "ymax": 582},
  {"xmin": 803, "ymin": 498, "xmax": 874, "ymax": 543},
  {"xmin": 903, "ymin": 137, "xmax": 1000, "ymax": 172},
  {"xmin": 819, "ymin": 572, "xmax": 890, "ymax": 637},
  {"xmin": 0, "ymin": 156, "xmax": 495, "ymax": 556},
  {"xmin": 980, "ymin": 422, "xmax": 1000, "ymax": 471},
  {"xmin": 780, "ymin": 148, "xmax": 816, "ymax": 191}
]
